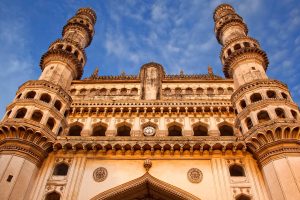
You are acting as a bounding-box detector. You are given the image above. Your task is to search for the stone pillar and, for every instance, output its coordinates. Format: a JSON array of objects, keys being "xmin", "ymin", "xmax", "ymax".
[
  {"xmin": 0, "ymin": 155, "xmax": 38, "ymax": 200},
  {"xmin": 262, "ymin": 156, "xmax": 300, "ymax": 200},
  {"xmin": 208, "ymin": 117, "xmax": 219, "ymax": 136}
]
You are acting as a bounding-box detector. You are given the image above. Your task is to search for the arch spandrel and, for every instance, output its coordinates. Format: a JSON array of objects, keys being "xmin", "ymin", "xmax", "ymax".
[{"xmin": 90, "ymin": 172, "xmax": 201, "ymax": 200}]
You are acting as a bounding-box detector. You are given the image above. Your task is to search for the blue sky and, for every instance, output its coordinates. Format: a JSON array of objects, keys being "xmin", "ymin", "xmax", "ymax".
[{"xmin": 0, "ymin": 0, "xmax": 300, "ymax": 115}]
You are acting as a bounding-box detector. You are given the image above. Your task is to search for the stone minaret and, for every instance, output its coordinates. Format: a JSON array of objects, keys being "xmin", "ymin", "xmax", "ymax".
[
  {"xmin": 0, "ymin": 8, "xmax": 96, "ymax": 200},
  {"xmin": 214, "ymin": 4, "xmax": 300, "ymax": 200}
]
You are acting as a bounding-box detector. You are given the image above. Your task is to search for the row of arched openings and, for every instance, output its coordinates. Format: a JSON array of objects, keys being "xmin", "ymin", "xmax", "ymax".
[
  {"xmin": 16, "ymin": 90, "xmax": 63, "ymax": 112},
  {"xmin": 67, "ymin": 124, "xmax": 234, "ymax": 137},
  {"xmin": 71, "ymin": 87, "xmax": 139, "ymax": 96},
  {"xmin": 13, "ymin": 108, "xmax": 57, "ymax": 131},
  {"xmin": 239, "ymin": 91, "xmax": 289, "ymax": 110},
  {"xmin": 245, "ymin": 108, "xmax": 298, "ymax": 130},
  {"xmin": 163, "ymin": 87, "xmax": 234, "ymax": 96}
]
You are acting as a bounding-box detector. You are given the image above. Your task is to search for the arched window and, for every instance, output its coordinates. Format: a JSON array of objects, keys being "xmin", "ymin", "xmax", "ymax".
[
  {"xmin": 243, "ymin": 42, "xmax": 250, "ymax": 48},
  {"xmin": 54, "ymin": 100, "xmax": 62, "ymax": 111},
  {"xmin": 53, "ymin": 163, "xmax": 69, "ymax": 176},
  {"xmin": 175, "ymin": 87, "xmax": 182, "ymax": 95},
  {"xmin": 196, "ymin": 87, "xmax": 204, "ymax": 95},
  {"xmin": 31, "ymin": 110, "xmax": 43, "ymax": 122},
  {"xmin": 120, "ymin": 88, "xmax": 127, "ymax": 95},
  {"xmin": 79, "ymin": 89, "xmax": 87, "ymax": 95},
  {"xmin": 217, "ymin": 87, "xmax": 224, "ymax": 95},
  {"xmin": 40, "ymin": 93, "xmax": 51, "ymax": 103},
  {"xmin": 90, "ymin": 88, "xmax": 97, "ymax": 95},
  {"xmin": 163, "ymin": 87, "xmax": 171, "ymax": 95},
  {"xmin": 257, "ymin": 110, "xmax": 271, "ymax": 123},
  {"xmin": 92, "ymin": 125, "xmax": 107, "ymax": 136},
  {"xmin": 99, "ymin": 88, "xmax": 107, "ymax": 95},
  {"xmin": 281, "ymin": 92, "xmax": 288, "ymax": 99},
  {"xmin": 236, "ymin": 194, "xmax": 251, "ymax": 200},
  {"xmin": 65, "ymin": 45, "xmax": 72, "ymax": 52},
  {"xmin": 74, "ymin": 50, "xmax": 79, "ymax": 57},
  {"xmin": 245, "ymin": 117, "xmax": 253, "ymax": 130},
  {"xmin": 25, "ymin": 91, "xmax": 36, "ymax": 99},
  {"xmin": 168, "ymin": 125, "xmax": 182, "ymax": 136},
  {"xmin": 47, "ymin": 117, "xmax": 55, "ymax": 130},
  {"xmin": 185, "ymin": 87, "xmax": 193, "ymax": 94},
  {"xmin": 131, "ymin": 88, "xmax": 138, "ymax": 95},
  {"xmin": 227, "ymin": 87, "xmax": 234, "ymax": 94},
  {"xmin": 219, "ymin": 124, "xmax": 234, "ymax": 136},
  {"xmin": 68, "ymin": 125, "xmax": 82, "ymax": 136},
  {"xmin": 15, "ymin": 108, "xmax": 27, "ymax": 118},
  {"xmin": 234, "ymin": 43, "xmax": 241, "ymax": 50},
  {"xmin": 291, "ymin": 110, "xmax": 298, "ymax": 120},
  {"xmin": 70, "ymin": 89, "xmax": 76, "ymax": 95},
  {"xmin": 45, "ymin": 192, "xmax": 61, "ymax": 200},
  {"xmin": 266, "ymin": 90, "xmax": 276, "ymax": 98},
  {"xmin": 229, "ymin": 164, "xmax": 245, "ymax": 176},
  {"xmin": 110, "ymin": 88, "xmax": 117, "ymax": 95},
  {"xmin": 250, "ymin": 93, "xmax": 262, "ymax": 103},
  {"xmin": 193, "ymin": 124, "xmax": 208, "ymax": 136},
  {"xmin": 275, "ymin": 108, "xmax": 285, "ymax": 118},
  {"xmin": 227, "ymin": 49, "xmax": 232, "ymax": 56},
  {"xmin": 64, "ymin": 110, "xmax": 69, "ymax": 117},
  {"xmin": 207, "ymin": 87, "xmax": 214, "ymax": 95},
  {"xmin": 57, "ymin": 44, "xmax": 63, "ymax": 49},
  {"xmin": 117, "ymin": 125, "xmax": 131, "ymax": 136},
  {"xmin": 240, "ymin": 100, "xmax": 246, "ymax": 109}
]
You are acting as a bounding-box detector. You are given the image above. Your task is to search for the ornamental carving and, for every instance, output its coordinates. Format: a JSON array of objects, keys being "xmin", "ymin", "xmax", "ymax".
[
  {"xmin": 93, "ymin": 167, "xmax": 108, "ymax": 182},
  {"xmin": 187, "ymin": 168, "xmax": 203, "ymax": 183}
]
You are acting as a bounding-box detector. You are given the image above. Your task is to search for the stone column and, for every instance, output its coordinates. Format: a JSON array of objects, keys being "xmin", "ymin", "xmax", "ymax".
[
  {"xmin": 261, "ymin": 156, "xmax": 300, "ymax": 200},
  {"xmin": 0, "ymin": 155, "xmax": 39, "ymax": 200}
]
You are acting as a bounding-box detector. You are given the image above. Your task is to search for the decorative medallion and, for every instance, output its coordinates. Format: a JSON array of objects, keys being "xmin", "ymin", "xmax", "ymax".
[
  {"xmin": 187, "ymin": 168, "xmax": 203, "ymax": 183},
  {"xmin": 143, "ymin": 126, "xmax": 156, "ymax": 136},
  {"xmin": 93, "ymin": 167, "xmax": 108, "ymax": 182}
]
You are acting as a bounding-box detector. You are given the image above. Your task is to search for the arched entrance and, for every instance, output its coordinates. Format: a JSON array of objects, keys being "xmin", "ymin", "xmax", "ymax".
[{"xmin": 91, "ymin": 172, "xmax": 200, "ymax": 200}]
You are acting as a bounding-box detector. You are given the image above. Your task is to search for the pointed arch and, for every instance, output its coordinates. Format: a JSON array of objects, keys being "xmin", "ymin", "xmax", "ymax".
[
  {"xmin": 167, "ymin": 121, "xmax": 183, "ymax": 136},
  {"xmin": 92, "ymin": 121, "xmax": 108, "ymax": 136},
  {"xmin": 217, "ymin": 121, "xmax": 234, "ymax": 136},
  {"xmin": 90, "ymin": 173, "xmax": 201, "ymax": 200},
  {"xmin": 68, "ymin": 122, "xmax": 84, "ymax": 136},
  {"xmin": 116, "ymin": 121, "xmax": 132, "ymax": 136},
  {"xmin": 192, "ymin": 121, "xmax": 209, "ymax": 136}
]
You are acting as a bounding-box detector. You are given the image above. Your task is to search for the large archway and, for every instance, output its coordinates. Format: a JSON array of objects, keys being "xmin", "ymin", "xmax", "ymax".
[{"xmin": 90, "ymin": 173, "xmax": 200, "ymax": 200}]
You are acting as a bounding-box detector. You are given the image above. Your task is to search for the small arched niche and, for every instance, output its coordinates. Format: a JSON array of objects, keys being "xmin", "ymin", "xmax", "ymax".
[
  {"xmin": 25, "ymin": 91, "xmax": 36, "ymax": 99},
  {"xmin": 275, "ymin": 108, "xmax": 285, "ymax": 118},
  {"xmin": 193, "ymin": 123, "xmax": 208, "ymax": 136},
  {"xmin": 45, "ymin": 191, "xmax": 61, "ymax": 200},
  {"xmin": 117, "ymin": 124, "xmax": 131, "ymax": 136},
  {"xmin": 219, "ymin": 124, "xmax": 234, "ymax": 136},
  {"xmin": 168, "ymin": 124, "xmax": 182, "ymax": 136},
  {"xmin": 53, "ymin": 163, "xmax": 69, "ymax": 176},
  {"xmin": 31, "ymin": 110, "xmax": 43, "ymax": 122},
  {"xmin": 92, "ymin": 123, "xmax": 107, "ymax": 136},
  {"xmin": 40, "ymin": 93, "xmax": 52, "ymax": 103},
  {"xmin": 68, "ymin": 124, "xmax": 83, "ymax": 136},
  {"xmin": 229, "ymin": 164, "xmax": 245, "ymax": 177},
  {"xmin": 250, "ymin": 93, "xmax": 262, "ymax": 103},
  {"xmin": 236, "ymin": 194, "xmax": 251, "ymax": 200},
  {"xmin": 257, "ymin": 110, "xmax": 271, "ymax": 123},
  {"xmin": 15, "ymin": 108, "xmax": 27, "ymax": 118}
]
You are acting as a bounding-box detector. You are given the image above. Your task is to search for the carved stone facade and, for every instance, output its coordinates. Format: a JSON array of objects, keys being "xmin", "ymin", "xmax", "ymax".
[{"xmin": 0, "ymin": 3, "xmax": 299, "ymax": 200}]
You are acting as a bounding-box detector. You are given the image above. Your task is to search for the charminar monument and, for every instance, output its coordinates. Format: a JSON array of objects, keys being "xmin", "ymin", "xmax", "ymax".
[{"xmin": 0, "ymin": 3, "xmax": 299, "ymax": 200}]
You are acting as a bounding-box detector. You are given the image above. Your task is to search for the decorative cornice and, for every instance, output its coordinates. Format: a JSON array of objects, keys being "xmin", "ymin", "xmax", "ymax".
[
  {"xmin": 0, "ymin": 124, "xmax": 54, "ymax": 166},
  {"xmin": 223, "ymin": 47, "xmax": 269, "ymax": 78},
  {"xmin": 40, "ymin": 49, "xmax": 83, "ymax": 79},
  {"xmin": 53, "ymin": 136, "xmax": 246, "ymax": 155}
]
